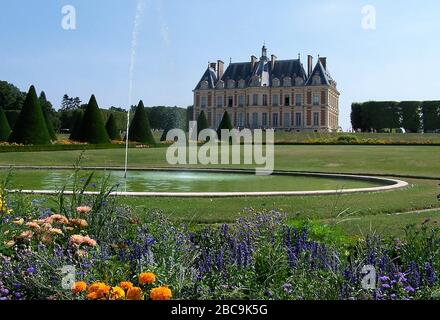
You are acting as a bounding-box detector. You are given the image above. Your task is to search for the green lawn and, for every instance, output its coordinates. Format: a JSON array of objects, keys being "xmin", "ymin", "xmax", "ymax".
[{"xmin": 1, "ymin": 145, "xmax": 439, "ymax": 237}]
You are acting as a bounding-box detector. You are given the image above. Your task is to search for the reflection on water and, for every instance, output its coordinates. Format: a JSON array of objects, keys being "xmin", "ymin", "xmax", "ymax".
[{"xmin": 2, "ymin": 170, "xmax": 381, "ymax": 193}]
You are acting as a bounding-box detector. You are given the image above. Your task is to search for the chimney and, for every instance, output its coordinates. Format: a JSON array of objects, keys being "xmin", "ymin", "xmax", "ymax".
[
  {"xmin": 271, "ymin": 54, "xmax": 277, "ymax": 69},
  {"xmin": 307, "ymin": 55, "xmax": 313, "ymax": 77},
  {"xmin": 210, "ymin": 62, "xmax": 217, "ymax": 71},
  {"xmin": 217, "ymin": 60, "xmax": 224, "ymax": 79},
  {"xmin": 251, "ymin": 55, "xmax": 257, "ymax": 68},
  {"xmin": 319, "ymin": 57, "xmax": 327, "ymax": 70}
]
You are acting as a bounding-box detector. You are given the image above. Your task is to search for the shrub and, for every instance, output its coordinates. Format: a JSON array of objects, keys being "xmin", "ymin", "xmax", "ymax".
[
  {"xmin": 127, "ymin": 101, "xmax": 155, "ymax": 145},
  {"xmin": 69, "ymin": 110, "xmax": 84, "ymax": 141},
  {"xmin": 39, "ymin": 92, "xmax": 57, "ymax": 141},
  {"xmin": 217, "ymin": 111, "xmax": 233, "ymax": 141},
  {"xmin": 196, "ymin": 110, "xmax": 209, "ymax": 135},
  {"xmin": 0, "ymin": 107, "xmax": 11, "ymax": 142},
  {"xmin": 8, "ymin": 85, "xmax": 51, "ymax": 145},
  {"xmin": 76, "ymin": 95, "xmax": 110, "ymax": 144},
  {"xmin": 105, "ymin": 114, "xmax": 121, "ymax": 141},
  {"xmin": 337, "ymin": 135, "xmax": 359, "ymax": 144}
]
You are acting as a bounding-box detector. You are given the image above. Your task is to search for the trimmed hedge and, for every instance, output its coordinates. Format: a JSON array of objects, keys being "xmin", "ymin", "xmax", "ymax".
[
  {"xmin": 217, "ymin": 111, "xmax": 233, "ymax": 140},
  {"xmin": 39, "ymin": 91, "xmax": 57, "ymax": 141},
  {"xmin": 8, "ymin": 85, "xmax": 51, "ymax": 145},
  {"xmin": 127, "ymin": 100, "xmax": 155, "ymax": 144},
  {"xmin": 196, "ymin": 110, "xmax": 209, "ymax": 135},
  {"xmin": 352, "ymin": 100, "xmax": 440, "ymax": 133},
  {"xmin": 105, "ymin": 113, "xmax": 121, "ymax": 141},
  {"xmin": 76, "ymin": 95, "xmax": 110, "ymax": 144},
  {"xmin": 0, "ymin": 106, "xmax": 11, "ymax": 141}
]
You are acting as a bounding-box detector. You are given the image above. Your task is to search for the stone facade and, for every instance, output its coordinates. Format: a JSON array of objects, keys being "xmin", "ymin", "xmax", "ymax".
[{"xmin": 193, "ymin": 46, "xmax": 340, "ymax": 132}]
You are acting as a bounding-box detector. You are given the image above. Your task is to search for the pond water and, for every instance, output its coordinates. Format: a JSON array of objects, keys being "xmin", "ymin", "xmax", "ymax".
[{"xmin": 0, "ymin": 169, "xmax": 385, "ymax": 193}]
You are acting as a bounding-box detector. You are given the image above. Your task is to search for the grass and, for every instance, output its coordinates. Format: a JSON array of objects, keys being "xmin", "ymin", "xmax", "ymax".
[{"xmin": 1, "ymin": 144, "xmax": 439, "ymax": 237}]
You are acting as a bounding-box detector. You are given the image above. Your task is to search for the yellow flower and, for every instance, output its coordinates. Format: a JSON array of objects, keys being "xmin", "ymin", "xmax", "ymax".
[
  {"xmin": 119, "ymin": 281, "xmax": 134, "ymax": 291},
  {"xmin": 150, "ymin": 287, "xmax": 172, "ymax": 301},
  {"xmin": 12, "ymin": 218, "xmax": 24, "ymax": 225},
  {"xmin": 126, "ymin": 287, "xmax": 144, "ymax": 300},
  {"xmin": 139, "ymin": 272, "xmax": 156, "ymax": 285},
  {"xmin": 110, "ymin": 286, "xmax": 125, "ymax": 300},
  {"xmin": 72, "ymin": 281, "xmax": 87, "ymax": 294}
]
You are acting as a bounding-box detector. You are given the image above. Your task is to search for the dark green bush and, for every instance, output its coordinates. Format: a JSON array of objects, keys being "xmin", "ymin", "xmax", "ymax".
[
  {"xmin": 127, "ymin": 100, "xmax": 155, "ymax": 145},
  {"xmin": 105, "ymin": 114, "xmax": 121, "ymax": 141},
  {"xmin": 0, "ymin": 107, "xmax": 11, "ymax": 142},
  {"xmin": 76, "ymin": 95, "xmax": 110, "ymax": 144}
]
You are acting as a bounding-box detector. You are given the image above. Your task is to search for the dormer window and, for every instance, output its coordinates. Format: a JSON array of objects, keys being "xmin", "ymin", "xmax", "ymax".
[
  {"xmin": 312, "ymin": 75, "xmax": 321, "ymax": 85},
  {"xmin": 251, "ymin": 75, "xmax": 260, "ymax": 87},
  {"xmin": 200, "ymin": 80, "xmax": 209, "ymax": 90},
  {"xmin": 216, "ymin": 80, "xmax": 224, "ymax": 89},
  {"xmin": 272, "ymin": 78, "xmax": 280, "ymax": 87},
  {"xmin": 295, "ymin": 77, "xmax": 304, "ymax": 86},
  {"xmin": 238, "ymin": 79, "xmax": 246, "ymax": 89},
  {"xmin": 227, "ymin": 80, "xmax": 235, "ymax": 89},
  {"xmin": 283, "ymin": 77, "xmax": 292, "ymax": 87}
]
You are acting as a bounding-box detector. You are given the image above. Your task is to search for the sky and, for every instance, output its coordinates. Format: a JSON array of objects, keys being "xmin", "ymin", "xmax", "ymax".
[{"xmin": 1, "ymin": 0, "xmax": 439, "ymax": 130}]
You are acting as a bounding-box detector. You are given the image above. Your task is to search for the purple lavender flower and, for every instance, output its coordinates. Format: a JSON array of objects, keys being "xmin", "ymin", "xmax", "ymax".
[
  {"xmin": 26, "ymin": 267, "xmax": 36, "ymax": 274},
  {"xmin": 282, "ymin": 283, "xmax": 293, "ymax": 294},
  {"xmin": 424, "ymin": 262, "xmax": 437, "ymax": 287},
  {"xmin": 404, "ymin": 286, "xmax": 415, "ymax": 293}
]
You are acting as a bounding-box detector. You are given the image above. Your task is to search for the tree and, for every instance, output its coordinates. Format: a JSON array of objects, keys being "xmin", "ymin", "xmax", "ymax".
[
  {"xmin": 127, "ymin": 100, "xmax": 155, "ymax": 144},
  {"xmin": 39, "ymin": 91, "xmax": 57, "ymax": 141},
  {"xmin": 196, "ymin": 110, "xmax": 209, "ymax": 135},
  {"xmin": 217, "ymin": 111, "xmax": 233, "ymax": 140},
  {"xmin": 0, "ymin": 106, "xmax": 11, "ymax": 141},
  {"xmin": 105, "ymin": 113, "xmax": 121, "ymax": 141},
  {"xmin": 350, "ymin": 103, "xmax": 363, "ymax": 131},
  {"xmin": 399, "ymin": 101, "xmax": 421, "ymax": 133},
  {"xmin": 76, "ymin": 95, "xmax": 110, "ymax": 144},
  {"xmin": 0, "ymin": 81, "xmax": 25, "ymax": 110},
  {"xmin": 60, "ymin": 94, "xmax": 81, "ymax": 111},
  {"xmin": 8, "ymin": 85, "xmax": 51, "ymax": 145},
  {"xmin": 69, "ymin": 109, "xmax": 84, "ymax": 141},
  {"xmin": 421, "ymin": 101, "xmax": 440, "ymax": 132}
]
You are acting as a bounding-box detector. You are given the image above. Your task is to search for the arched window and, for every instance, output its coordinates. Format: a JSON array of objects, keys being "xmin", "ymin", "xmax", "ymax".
[
  {"xmin": 283, "ymin": 77, "xmax": 292, "ymax": 87},
  {"xmin": 295, "ymin": 77, "xmax": 304, "ymax": 86},
  {"xmin": 251, "ymin": 75, "xmax": 261, "ymax": 87},
  {"xmin": 272, "ymin": 78, "xmax": 280, "ymax": 87},
  {"xmin": 216, "ymin": 80, "xmax": 224, "ymax": 89},
  {"xmin": 312, "ymin": 75, "xmax": 321, "ymax": 85},
  {"xmin": 227, "ymin": 80, "xmax": 236, "ymax": 89},
  {"xmin": 238, "ymin": 79, "xmax": 246, "ymax": 89}
]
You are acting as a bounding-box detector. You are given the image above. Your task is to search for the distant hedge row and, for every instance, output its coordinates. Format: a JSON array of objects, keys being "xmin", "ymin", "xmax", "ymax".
[{"xmin": 351, "ymin": 101, "xmax": 440, "ymax": 133}]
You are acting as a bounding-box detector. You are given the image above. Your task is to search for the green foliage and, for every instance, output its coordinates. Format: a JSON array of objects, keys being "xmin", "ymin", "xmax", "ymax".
[
  {"xmin": 39, "ymin": 91, "xmax": 57, "ymax": 141},
  {"xmin": 69, "ymin": 110, "xmax": 84, "ymax": 141},
  {"xmin": 217, "ymin": 111, "xmax": 233, "ymax": 140},
  {"xmin": 4, "ymin": 110, "xmax": 20, "ymax": 129},
  {"xmin": 105, "ymin": 114, "xmax": 121, "ymax": 141},
  {"xmin": 421, "ymin": 101, "xmax": 440, "ymax": 132},
  {"xmin": 0, "ymin": 80, "xmax": 25, "ymax": 110},
  {"xmin": 146, "ymin": 106, "xmax": 187, "ymax": 131},
  {"xmin": 196, "ymin": 110, "xmax": 209, "ymax": 135},
  {"xmin": 76, "ymin": 95, "xmax": 110, "ymax": 144},
  {"xmin": 0, "ymin": 107, "xmax": 11, "ymax": 142},
  {"xmin": 400, "ymin": 101, "xmax": 421, "ymax": 133},
  {"xmin": 127, "ymin": 101, "xmax": 155, "ymax": 145},
  {"xmin": 8, "ymin": 86, "xmax": 51, "ymax": 145},
  {"xmin": 350, "ymin": 103, "xmax": 363, "ymax": 131}
]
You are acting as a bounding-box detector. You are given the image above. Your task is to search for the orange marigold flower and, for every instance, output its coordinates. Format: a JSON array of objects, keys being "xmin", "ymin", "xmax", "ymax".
[
  {"xmin": 139, "ymin": 272, "xmax": 156, "ymax": 285},
  {"xmin": 72, "ymin": 281, "xmax": 87, "ymax": 294},
  {"xmin": 88, "ymin": 282, "xmax": 110, "ymax": 299},
  {"xmin": 46, "ymin": 214, "xmax": 69, "ymax": 225},
  {"xmin": 26, "ymin": 222, "xmax": 41, "ymax": 230},
  {"xmin": 119, "ymin": 281, "xmax": 134, "ymax": 291},
  {"xmin": 76, "ymin": 206, "xmax": 92, "ymax": 214},
  {"xmin": 126, "ymin": 287, "xmax": 144, "ymax": 300},
  {"xmin": 49, "ymin": 228, "xmax": 64, "ymax": 236},
  {"xmin": 150, "ymin": 287, "xmax": 172, "ymax": 301},
  {"xmin": 83, "ymin": 235, "xmax": 97, "ymax": 247},
  {"xmin": 110, "ymin": 286, "xmax": 125, "ymax": 300},
  {"xmin": 18, "ymin": 230, "xmax": 33, "ymax": 240},
  {"xmin": 86, "ymin": 292, "xmax": 99, "ymax": 300}
]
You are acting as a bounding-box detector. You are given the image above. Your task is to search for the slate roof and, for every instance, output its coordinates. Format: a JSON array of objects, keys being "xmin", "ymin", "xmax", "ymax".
[{"xmin": 194, "ymin": 48, "xmax": 335, "ymax": 90}]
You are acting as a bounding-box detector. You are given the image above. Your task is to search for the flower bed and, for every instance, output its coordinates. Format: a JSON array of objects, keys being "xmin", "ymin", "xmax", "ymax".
[{"xmin": 0, "ymin": 177, "xmax": 439, "ymax": 300}]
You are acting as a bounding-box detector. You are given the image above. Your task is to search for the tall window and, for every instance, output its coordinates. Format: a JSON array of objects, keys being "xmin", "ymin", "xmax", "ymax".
[
  {"xmin": 238, "ymin": 113, "xmax": 244, "ymax": 127},
  {"xmin": 216, "ymin": 96, "xmax": 223, "ymax": 108},
  {"xmin": 284, "ymin": 95, "xmax": 290, "ymax": 106},
  {"xmin": 262, "ymin": 113, "xmax": 268, "ymax": 127},
  {"xmin": 313, "ymin": 93, "xmax": 320, "ymax": 106},
  {"xmin": 295, "ymin": 113, "xmax": 302, "ymax": 127},
  {"xmin": 201, "ymin": 96, "xmax": 207, "ymax": 108},
  {"xmin": 252, "ymin": 113, "xmax": 259, "ymax": 128},
  {"xmin": 295, "ymin": 94, "xmax": 302, "ymax": 106},
  {"xmin": 252, "ymin": 94, "xmax": 258, "ymax": 106},
  {"xmin": 313, "ymin": 112, "xmax": 319, "ymax": 126},
  {"xmin": 262, "ymin": 94, "xmax": 268, "ymax": 106},
  {"xmin": 284, "ymin": 113, "xmax": 290, "ymax": 128},
  {"xmin": 272, "ymin": 94, "xmax": 279, "ymax": 106},
  {"xmin": 272, "ymin": 113, "xmax": 279, "ymax": 127},
  {"xmin": 238, "ymin": 95, "xmax": 245, "ymax": 107},
  {"xmin": 228, "ymin": 96, "xmax": 233, "ymax": 107}
]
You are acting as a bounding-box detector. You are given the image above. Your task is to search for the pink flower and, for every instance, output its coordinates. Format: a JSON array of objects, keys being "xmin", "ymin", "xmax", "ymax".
[{"xmin": 76, "ymin": 206, "xmax": 92, "ymax": 214}]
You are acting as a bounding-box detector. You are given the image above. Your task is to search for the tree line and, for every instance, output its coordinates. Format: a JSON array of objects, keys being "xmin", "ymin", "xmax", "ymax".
[{"xmin": 351, "ymin": 101, "xmax": 440, "ymax": 133}]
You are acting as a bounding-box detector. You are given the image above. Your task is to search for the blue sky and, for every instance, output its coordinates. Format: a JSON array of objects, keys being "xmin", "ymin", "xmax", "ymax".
[{"xmin": 1, "ymin": 0, "xmax": 439, "ymax": 130}]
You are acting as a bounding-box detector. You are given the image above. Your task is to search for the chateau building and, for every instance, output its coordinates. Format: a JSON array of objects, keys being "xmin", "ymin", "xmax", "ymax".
[{"xmin": 193, "ymin": 46, "xmax": 340, "ymax": 132}]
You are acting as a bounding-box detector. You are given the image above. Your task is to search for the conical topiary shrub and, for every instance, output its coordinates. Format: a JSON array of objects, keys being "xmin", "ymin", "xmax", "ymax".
[
  {"xmin": 197, "ymin": 110, "xmax": 209, "ymax": 135},
  {"xmin": 217, "ymin": 111, "xmax": 233, "ymax": 140},
  {"xmin": 127, "ymin": 100, "xmax": 155, "ymax": 145},
  {"xmin": 76, "ymin": 95, "xmax": 110, "ymax": 144},
  {"xmin": 0, "ymin": 106, "xmax": 11, "ymax": 142},
  {"xmin": 69, "ymin": 109, "xmax": 84, "ymax": 141},
  {"xmin": 105, "ymin": 113, "xmax": 121, "ymax": 141},
  {"xmin": 39, "ymin": 91, "xmax": 57, "ymax": 141},
  {"xmin": 8, "ymin": 85, "xmax": 51, "ymax": 145}
]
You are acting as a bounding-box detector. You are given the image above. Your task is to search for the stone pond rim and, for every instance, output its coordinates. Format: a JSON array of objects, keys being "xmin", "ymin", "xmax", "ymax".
[{"xmin": 2, "ymin": 166, "xmax": 409, "ymax": 198}]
